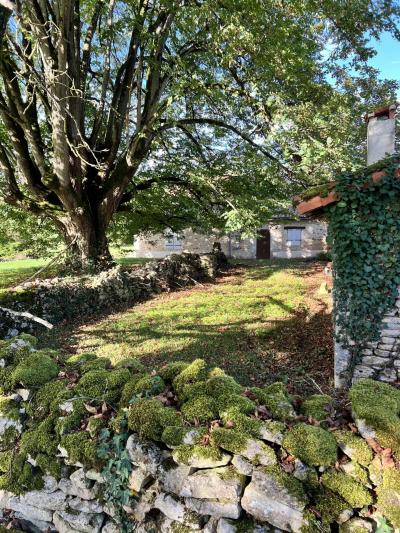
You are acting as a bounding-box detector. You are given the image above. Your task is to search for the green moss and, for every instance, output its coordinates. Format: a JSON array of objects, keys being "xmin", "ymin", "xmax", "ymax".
[
  {"xmin": 252, "ymin": 383, "xmax": 296, "ymax": 421},
  {"xmin": 161, "ymin": 426, "xmax": 206, "ymax": 448},
  {"xmin": 341, "ymin": 461, "xmax": 370, "ymax": 485},
  {"xmin": 220, "ymin": 407, "xmax": 262, "ymax": 437},
  {"xmin": 81, "ymin": 358, "xmax": 111, "ymax": 373},
  {"xmin": 261, "ymin": 419, "xmax": 287, "ymax": 437},
  {"xmin": 55, "ymin": 400, "xmax": 87, "ymax": 435},
  {"xmin": 25, "ymin": 380, "xmax": 68, "ymax": 419},
  {"xmin": 301, "ymin": 394, "xmax": 332, "ymax": 421},
  {"xmin": 119, "ymin": 374, "xmax": 147, "ymax": 406},
  {"xmin": 0, "ymin": 368, "xmax": 13, "ymax": 394},
  {"xmin": 0, "ymin": 396, "xmax": 20, "ymax": 421},
  {"xmin": 334, "ymin": 430, "xmax": 373, "ymax": 466},
  {"xmin": 0, "ymin": 426, "xmax": 18, "ymax": 451},
  {"xmin": 173, "ymin": 359, "xmax": 207, "ymax": 397},
  {"xmin": 2, "ymin": 454, "xmax": 44, "ymax": 494},
  {"xmin": 75, "ymin": 368, "xmax": 131, "ymax": 404},
  {"xmin": 262, "ymin": 465, "xmax": 308, "ymax": 506},
  {"xmin": 114, "ymin": 358, "xmax": 146, "ymax": 373},
  {"xmin": 134, "ymin": 374, "xmax": 166, "ymax": 396},
  {"xmin": 11, "ymin": 352, "xmax": 59, "ymax": 387},
  {"xmin": 283, "ymin": 423, "xmax": 337, "ymax": 466},
  {"xmin": 217, "ymin": 394, "xmax": 255, "ymax": 415},
  {"xmin": 0, "ymin": 450, "xmax": 12, "ymax": 472},
  {"xmin": 60, "ymin": 432, "xmax": 97, "ymax": 467},
  {"xmin": 174, "ymin": 444, "xmax": 225, "ymax": 465},
  {"xmin": 211, "ymin": 428, "xmax": 248, "ymax": 454},
  {"xmin": 376, "ymin": 468, "xmax": 400, "ymax": 528},
  {"xmin": 20, "ymin": 417, "xmax": 58, "ymax": 456},
  {"xmin": 349, "ymin": 379, "xmax": 400, "ymax": 456},
  {"xmin": 36, "ymin": 453, "xmax": 61, "ymax": 479},
  {"xmin": 128, "ymin": 398, "xmax": 181, "ymax": 441},
  {"xmin": 321, "ymin": 470, "xmax": 372, "ymax": 508},
  {"xmin": 208, "ymin": 367, "xmax": 227, "ymax": 378},
  {"xmin": 314, "ymin": 488, "xmax": 350, "ymax": 524},
  {"xmin": 87, "ymin": 417, "xmax": 107, "ymax": 438},
  {"xmin": 66, "ymin": 352, "xmax": 97, "ymax": 369},
  {"xmin": 181, "ymin": 396, "xmax": 218, "ymax": 423},
  {"xmin": 158, "ymin": 361, "xmax": 189, "ymax": 381}
]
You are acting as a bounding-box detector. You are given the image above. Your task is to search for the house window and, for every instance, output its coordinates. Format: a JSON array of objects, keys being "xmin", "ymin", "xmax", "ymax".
[
  {"xmin": 165, "ymin": 233, "xmax": 182, "ymax": 251},
  {"xmin": 285, "ymin": 228, "xmax": 303, "ymax": 247}
]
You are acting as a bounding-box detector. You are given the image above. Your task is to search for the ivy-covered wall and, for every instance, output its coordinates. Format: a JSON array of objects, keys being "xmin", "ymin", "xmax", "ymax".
[
  {"xmin": 0, "ymin": 335, "xmax": 399, "ymax": 532},
  {"xmin": 328, "ymin": 156, "xmax": 400, "ymax": 386}
]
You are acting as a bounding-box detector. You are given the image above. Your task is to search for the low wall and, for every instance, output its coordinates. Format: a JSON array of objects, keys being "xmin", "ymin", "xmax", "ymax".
[
  {"xmin": 335, "ymin": 288, "xmax": 400, "ymax": 387},
  {"xmin": 0, "ymin": 251, "xmax": 227, "ymax": 339},
  {"xmin": 0, "ymin": 335, "xmax": 399, "ymax": 532}
]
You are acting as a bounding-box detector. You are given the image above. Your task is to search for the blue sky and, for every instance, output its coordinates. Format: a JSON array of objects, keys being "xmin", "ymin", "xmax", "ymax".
[{"xmin": 369, "ymin": 32, "xmax": 400, "ymax": 92}]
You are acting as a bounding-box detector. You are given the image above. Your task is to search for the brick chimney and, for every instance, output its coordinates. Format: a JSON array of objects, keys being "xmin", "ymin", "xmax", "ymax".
[{"xmin": 366, "ymin": 103, "xmax": 398, "ymax": 165}]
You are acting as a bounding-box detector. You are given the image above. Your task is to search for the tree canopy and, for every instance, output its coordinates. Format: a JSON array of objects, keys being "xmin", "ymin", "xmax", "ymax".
[{"xmin": 0, "ymin": 0, "xmax": 399, "ymax": 267}]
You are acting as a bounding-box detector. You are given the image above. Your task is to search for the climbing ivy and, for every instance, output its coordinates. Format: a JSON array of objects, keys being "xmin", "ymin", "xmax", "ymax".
[{"xmin": 328, "ymin": 155, "xmax": 400, "ymax": 346}]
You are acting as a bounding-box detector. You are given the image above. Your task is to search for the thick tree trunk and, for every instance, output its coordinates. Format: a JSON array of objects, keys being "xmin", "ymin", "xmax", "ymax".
[{"xmin": 58, "ymin": 213, "xmax": 114, "ymax": 273}]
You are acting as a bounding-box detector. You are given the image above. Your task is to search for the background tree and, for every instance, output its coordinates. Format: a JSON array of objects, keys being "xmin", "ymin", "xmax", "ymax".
[{"xmin": 0, "ymin": 0, "xmax": 399, "ymax": 269}]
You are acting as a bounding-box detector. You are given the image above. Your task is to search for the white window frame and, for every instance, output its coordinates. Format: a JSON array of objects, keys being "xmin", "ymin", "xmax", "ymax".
[
  {"xmin": 285, "ymin": 227, "xmax": 303, "ymax": 248},
  {"xmin": 165, "ymin": 233, "xmax": 183, "ymax": 251}
]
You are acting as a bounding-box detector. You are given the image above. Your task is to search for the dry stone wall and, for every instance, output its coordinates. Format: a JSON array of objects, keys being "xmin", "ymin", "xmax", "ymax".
[
  {"xmin": 335, "ymin": 288, "xmax": 400, "ymax": 387},
  {"xmin": 0, "ymin": 251, "xmax": 227, "ymax": 339}
]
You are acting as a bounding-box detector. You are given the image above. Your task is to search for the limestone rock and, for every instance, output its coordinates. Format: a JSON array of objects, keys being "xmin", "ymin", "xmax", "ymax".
[
  {"xmin": 129, "ymin": 467, "xmax": 152, "ymax": 493},
  {"xmin": 339, "ymin": 517, "xmax": 373, "ymax": 532},
  {"xmin": 160, "ymin": 517, "xmax": 203, "ymax": 532},
  {"xmin": 59, "ymin": 468, "xmax": 99, "ymax": 500},
  {"xmin": 42, "ymin": 475, "xmax": 59, "ymax": 493},
  {"xmin": 241, "ymin": 469, "xmax": 307, "ymax": 532},
  {"xmin": 173, "ymin": 448, "xmax": 232, "ymax": 468},
  {"xmin": 153, "ymin": 492, "xmax": 186, "ymax": 522},
  {"xmin": 53, "ymin": 510, "xmax": 104, "ymax": 533},
  {"xmin": 186, "ymin": 497, "xmax": 242, "ymax": 519},
  {"xmin": 69, "ymin": 496, "xmax": 104, "ymax": 514},
  {"xmin": 131, "ymin": 482, "xmax": 159, "ymax": 522},
  {"xmin": 7, "ymin": 496, "xmax": 53, "ymax": 523},
  {"xmin": 101, "ymin": 519, "xmax": 120, "ymax": 533},
  {"xmin": 180, "ymin": 467, "xmax": 246, "ymax": 500},
  {"xmin": 126, "ymin": 433, "xmax": 163, "ymax": 476},
  {"xmin": 259, "ymin": 424, "xmax": 285, "ymax": 445},
  {"xmin": 0, "ymin": 416, "xmax": 22, "ymax": 436},
  {"xmin": 159, "ymin": 462, "xmax": 194, "ymax": 495},
  {"xmin": 232, "ymin": 455, "xmax": 253, "ymax": 476},
  {"xmin": 293, "ymin": 460, "xmax": 317, "ymax": 484},
  {"xmin": 15, "ymin": 388, "xmax": 30, "ymax": 401},
  {"xmin": 216, "ymin": 518, "xmax": 238, "ymax": 533},
  {"xmin": 21, "ymin": 489, "xmax": 66, "ymax": 511},
  {"xmin": 239, "ymin": 439, "xmax": 276, "ymax": 466},
  {"xmin": 13, "ymin": 513, "xmax": 53, "ymax": 532},
  {"xmin": 86, "ymin": 470, "xmax": 105, "ymax": 483}
]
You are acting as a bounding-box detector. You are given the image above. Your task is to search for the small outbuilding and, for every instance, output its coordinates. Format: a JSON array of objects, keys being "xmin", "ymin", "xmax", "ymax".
[{"xmin": 295, "ymin": 103, "xmax": 400, "ymax": 387}]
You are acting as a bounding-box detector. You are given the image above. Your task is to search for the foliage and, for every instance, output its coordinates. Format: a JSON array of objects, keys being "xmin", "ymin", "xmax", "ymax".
[
  {"xmin": 0, "ymin": 1, "xmax": 399, "ymax": 266},
  {"xmin": 328, "ymin": 156, "xmax": 400, "ymax": 345}
]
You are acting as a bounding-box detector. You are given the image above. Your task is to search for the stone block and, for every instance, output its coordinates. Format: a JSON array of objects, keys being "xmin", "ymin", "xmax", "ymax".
[
  {"xmin": 374, "ymin": 349, "xmax": 392, "ymax": 357},
  {"xmin": 154, "ymin": 492, "xmax": 186, "ymax": 522},
  {"xmin": 173, "ymin": 448, "xmax": 232, "ymax": 468},
  {"xmin": 21, "ymin": 489, "xmax": 66, "ymax": 511},
  {"xmin": 360, "ymin": 356, "xmax": 388, "ymax": 368},
  {"xmin": 186, "ymin": 497, "xmax": 242, "ymax": 519},
  {"xmin": 126, "ymin": 434, "xmax": 163, "ymax": 476},
  {"xmin": 68, "ymin": 496, "xmax": 104, "ymax": 514},
  {"xmin": 159, "ymin": 463, "xmax": 194, "ymax": 496},
  {"xmin": 59, "ymin": 469, "xmax": 99, "ymax": 500},
  {"xmin": 379, "ymin": 328, "xmax": 400, "ymax": 337},
  {"xmin": 53, "ymin": 510, "xmax": 105, "ymax": 533},
  {"xmin": 352, "ymin": 366, "xmax": 375, "ymax": 381},
  {"xmin": 180, "ymin": 467, "xmax": 246, "ymax": 500},
  {"xmin": 378, "ymin": 368, "xmax": 397, "ymax": 382},
  {"xmin": 380, "ymin": 337, "xmax": 397, "ymax": 345},
  {"xmin": 231, "ymin": 455, "xmax": 253, "ymax": 476},
  {"xmin": 129, "ymin": 467, "xmax": 153, "ymax": 493},
  {"xmin": 7, "ymin": 496, "xmax": 53, "ymax": 523},
  {"xmin": 383, "ymin": 317, "xmax": 400, "ymax": 325}
]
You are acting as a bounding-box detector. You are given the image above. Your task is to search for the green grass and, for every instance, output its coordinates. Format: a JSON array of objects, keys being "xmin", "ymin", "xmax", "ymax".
[{"xmin": 73, "ymin": 261, "xmax": 332, "ymax": 389}]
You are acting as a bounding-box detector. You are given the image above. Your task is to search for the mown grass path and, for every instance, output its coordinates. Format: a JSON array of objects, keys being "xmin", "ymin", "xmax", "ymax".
[{"xmin": 63, "ymin": 260, "xmax": 333, "ymax": 394}]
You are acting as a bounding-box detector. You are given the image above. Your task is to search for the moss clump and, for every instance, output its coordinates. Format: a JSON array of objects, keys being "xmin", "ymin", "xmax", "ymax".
[
  {"xmin": 263, "ymin": 465, "xmax": 308, "ymax": 506},
  {"xmin": 128, "ymin": 398, "xmax": 181, "ymax": 441},
  {"xmin": 134, "ymin": 374, "xmax": 166, "ymax": 396},
  {"xmin": 65, "ymin": 352, "xmax": 97, "ymax": 369},
  {"xmin": 161, "ymin": 426, "xmax": 207, "ymax": 448},
  {"xmin": 283, "ymin": 423, "xmax": 337, "ymax": 466},
  {"xmin": 158, "ymin": 361, "xmax": 189, "ymax": 381},
  {"xmin": 81, "ymin": 358, "xmax": 111, "ymax": 373},
  {"xmin": 12, "ymin": 352, "xmax": 59, "ymax": 387},
  {"xmin": 173, "ymin": 444, "xmax": 225, "ymax": 465},
  {"xmin": 0, "ymin": 450, "xmax": 12, "ymax": 472},
  {"xmin": 376, "ymin": 468, "xmax": 400, "ymax": 528},
  {"xmin": 55, "ymin": 400, "xmax": 87, "ymax": 435},
  {"xmin": 220, "ymin": 407, "xmax": 262, "ymax": 437},
  {"xmin": 252, "ymin": 383, "xmax": 296, "ymax": 421},
  {"xmin": 349, "ymin": 379, "xmax": 400, "ymax": 456},
  {"xmin": 181, "ymin": 396, "xmax": 218, "ymax": 423},
  {"xmin": 119, "ymin": 374, "xmax": 147, "ymax": 406},
  {"xmin": 60, "ymin": 432, "xmax": 97, "ymax": 467},
  {"xmin": 75, "ymin": 368, "xmax": 131, "ymax": 404},
  {"xmin": 36, "ymin": 453, "xmax": 61, "ymax": 479},
  {"xmin": 0, "ymin": 426, "xmax": 18, "ymax": 451},
  {"xmin": 217, "ymin": 394, "xmax": 255, "ymax": 415},
  {"xmin": 25, "ymin": 380, "xmax": 68, "ymax": 420},
  {"xmin": 321, "ymin": 470, "xmax": 372, "ymax": 508},
  {"xmin": 0, "ymin": 368, "xmax": 14, "ymax": 394},
  {"xmin": 0, "ymin": 454, "xmax": 44, "ymax": 494},
  {"xmin": 341, "ymin": 461, "xmax": 370, "ymax": 485},
  {"xmin": 87, "ymin": 417, "xmax": 107, "ymax": 438},
  {"xmin": 173, "ymin": 359, "xmax": 207, "ymax": 397},
  {"xmin": 314, "ymin": 488, "xmax": 350, "ymax": 524},
  {"xmin": 300, "ymin": 394, "xmax": 332, "ymax": 421},
  {"xmin": 211, "ymin": 428, "xmax": 248, "ymax": 454},
  {"xmin": 334, "ymin": 430, "xmax": 373, "ymax": 466},
  {"xmin": 20, "ymin": 418, "xmax": 58, "ymax": 456},
  {"xmin": 114, "ymin": 358, "xmax": 146, "ymax": 373},
  {"xmin": 0, "ymin": 396, "xmax": 20, "ymax": 421}
]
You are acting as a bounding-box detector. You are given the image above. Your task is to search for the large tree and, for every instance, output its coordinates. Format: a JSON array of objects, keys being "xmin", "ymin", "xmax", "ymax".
[{"xmin": 0, "ymin": 0, "xmax": 399, "ymax": 269}]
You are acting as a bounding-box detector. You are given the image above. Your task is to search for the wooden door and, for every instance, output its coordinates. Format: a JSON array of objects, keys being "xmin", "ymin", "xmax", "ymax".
[{"xmin": 256, "ymin": 229, "xmax": 271, "ymax": 259}]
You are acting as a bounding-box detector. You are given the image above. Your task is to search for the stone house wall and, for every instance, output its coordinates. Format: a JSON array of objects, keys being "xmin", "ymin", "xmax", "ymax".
[
  {"xmin": 132, "ymin": 221, "xmax": 328, "ymax": 260},
  {"xmin": 335, "ymin": 291, "xmax": 400, "ymax": 387}
]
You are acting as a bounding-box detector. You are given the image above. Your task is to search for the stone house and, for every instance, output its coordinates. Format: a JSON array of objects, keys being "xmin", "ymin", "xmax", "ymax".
[
  {"xmin": 295, "ymin": 103, "xmax": 400, "ymax": 387},
  {"xmin": 132, "ymin": 219, "xmax": 328, "ymax": 260}
]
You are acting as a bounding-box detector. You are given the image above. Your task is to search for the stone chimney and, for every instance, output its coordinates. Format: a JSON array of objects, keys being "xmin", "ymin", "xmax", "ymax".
[{"xmin": 366, "ymin": 103, "xmax": 398, "ymax": 165}]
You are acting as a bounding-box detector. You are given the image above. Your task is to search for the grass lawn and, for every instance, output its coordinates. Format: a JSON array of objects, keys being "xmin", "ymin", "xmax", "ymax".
[
  {"xmin": 64, "ymin": 260, "xmax": 333, "ymax": 394},
  {"xmin": 0, "ymin": 256, "xmax": 147, "ymax": 291}
]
